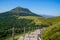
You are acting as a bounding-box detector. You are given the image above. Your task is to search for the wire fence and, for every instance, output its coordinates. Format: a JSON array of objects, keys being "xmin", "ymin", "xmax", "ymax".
[{"xmin": 0, "ymin": 27, "xmax": 42, "ymax": 40}]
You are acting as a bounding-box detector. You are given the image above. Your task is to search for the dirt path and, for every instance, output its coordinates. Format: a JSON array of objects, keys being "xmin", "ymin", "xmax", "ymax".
[{"xmin": 18, "ymin": 29, "xmax": 42, "ymax": 40}]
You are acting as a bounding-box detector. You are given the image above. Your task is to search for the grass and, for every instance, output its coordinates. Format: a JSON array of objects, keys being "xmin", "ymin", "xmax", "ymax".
[{"xmin": 18, "ymin": 16, "xmax": 44, "ymax": 25}]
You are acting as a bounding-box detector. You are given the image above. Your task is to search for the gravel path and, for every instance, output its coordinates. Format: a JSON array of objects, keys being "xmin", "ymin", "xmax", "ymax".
[{"xmin": 18, "ymin": 29, "xmax": 42, "ymax": 40}]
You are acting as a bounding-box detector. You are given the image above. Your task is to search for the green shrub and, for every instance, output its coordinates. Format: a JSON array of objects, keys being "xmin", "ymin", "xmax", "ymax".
[{"xmin": 42, "ymin": 23, "xmax": 60, "ymax": 40}]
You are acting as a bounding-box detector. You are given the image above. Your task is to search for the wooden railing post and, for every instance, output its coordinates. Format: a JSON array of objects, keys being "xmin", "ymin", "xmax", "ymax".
[{"xmin": 12, "ymin": 27, "xmax": 14, "ymax": 40}]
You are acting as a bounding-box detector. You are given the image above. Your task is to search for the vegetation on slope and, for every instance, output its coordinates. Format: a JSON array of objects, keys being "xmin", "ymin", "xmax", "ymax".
[
  {"xmin": 0, "ymin": 6, "xmax": 60, "ymax": 40},
  {"xmin": 0, "ymin": 7, "xmax": 45, "ymax": 40},
  {"xmin": 42, "ymin": 22, "xmax": 60, "ymax": 40},
  {"xmin": 45, "ymin": 16, "xmax": 60, "ymax": 25}
]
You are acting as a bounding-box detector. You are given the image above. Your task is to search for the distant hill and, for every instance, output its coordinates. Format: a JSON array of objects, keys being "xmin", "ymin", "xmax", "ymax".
[
  {"xmin": 0, "ymin": 7, "xmax": 41, "ymax": 16},
  {"xmin": 40, "ymin": 14, "xmax": 54, "ymax": 18},
  {"xmin": 0, "ymin": 7, "xmax": 43, "ymax": 30}
]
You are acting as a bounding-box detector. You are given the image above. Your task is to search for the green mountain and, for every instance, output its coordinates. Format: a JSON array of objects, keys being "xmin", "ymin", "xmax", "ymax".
[
  {"xmin": 0, "ymin": 7, "xmax": 45, "ymax": 40},
  {"xmin": 0, "ymin": 7, "xmax": 43, "ymax": 30},
  {"xmin": 0, "ymin": 6, "xmax": 60, "ymax": 40},
  {"xmin": 0, "ymin": 7, "xmax": 41, "ymax": 16}
]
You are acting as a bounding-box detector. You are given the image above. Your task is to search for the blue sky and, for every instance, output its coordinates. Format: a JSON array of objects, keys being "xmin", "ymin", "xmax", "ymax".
[{"xmin": 0, "ymin": 0, "xmax": 60, "ymax": 16}]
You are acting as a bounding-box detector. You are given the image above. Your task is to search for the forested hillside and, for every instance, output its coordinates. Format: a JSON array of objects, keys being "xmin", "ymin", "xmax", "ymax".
[
  {"xmin": 0, "ymin": 7, "xmax": 60, "ymax": 40},
  {"xmin": 0, "ymin": 7, "xmax": 46, "ymax": 40}
]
